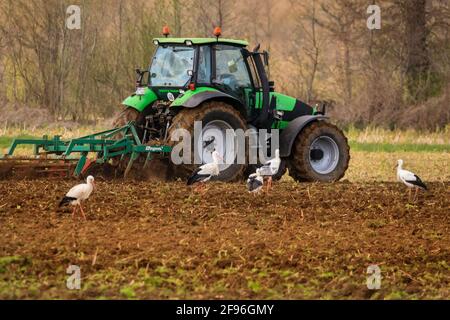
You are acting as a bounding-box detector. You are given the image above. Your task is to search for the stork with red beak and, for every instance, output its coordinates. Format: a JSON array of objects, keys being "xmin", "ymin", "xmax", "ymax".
[
  {"xmin": 59, "ymin": 175, "xmax": 95, "ymax": 220},
  {"xmin": 396, "ymin": 159, "xmax": 427, "ymax": 202}
]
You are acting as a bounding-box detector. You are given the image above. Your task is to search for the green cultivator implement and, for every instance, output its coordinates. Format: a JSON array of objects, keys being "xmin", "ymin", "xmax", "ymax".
[{"xmin": 0, "ymin": 122, "xmax": 172, "ymax": 180}]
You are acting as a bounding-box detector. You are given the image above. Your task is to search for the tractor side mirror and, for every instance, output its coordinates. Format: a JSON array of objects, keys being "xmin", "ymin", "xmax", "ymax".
[
  {"xmin": 269, "ymin": 81, "xmax": 275, "ymax": 92},
  {"xmin": 135, "ymin": 68, "xmax": 149, "ymax": 88},
  {"xmin": 135, "ymin": 68, "xmax": 142, "ymax": 88}
]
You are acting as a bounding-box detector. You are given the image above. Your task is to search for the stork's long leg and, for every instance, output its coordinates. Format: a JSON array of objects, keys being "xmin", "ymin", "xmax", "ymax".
[
  {"xmin": 79, "ymin": 204, "xmax": 87, "ymax": 221},
  {"xmin": 266, "ymin": 177, "xmax": 273, "ymax": 194},
  {"xmin": 72, "ymin": 206, "xmax": 78, "ymax": 219},
  {"xmin": 408, "ymin": 188, "xmax": 412, "ymax": 202},
  {"xmin": 200, "ymin": 182, "xmax": 210, "ymax": 195},
  {"xmin": 201, "ymin": 185, "xmax": 209, "ymax": 195},
  {"xmin": 194, "ymin": 183, "xmax": 204, "ymax": 193},
  {"xmin": 414, "ymin": 187, "xmax": 419, "ymax": 202}
]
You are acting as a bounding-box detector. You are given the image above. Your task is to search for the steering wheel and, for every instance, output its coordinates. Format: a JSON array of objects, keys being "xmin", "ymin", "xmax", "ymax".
[{"xmin": 218, "ymin": 73, "xmax": 238, "ymax": 89}]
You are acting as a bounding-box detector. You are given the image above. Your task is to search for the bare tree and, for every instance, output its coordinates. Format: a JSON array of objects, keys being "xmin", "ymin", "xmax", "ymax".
[
  {"xmin": 171, "ymin": 0, "xmax": 182, "ymax": 36},
  {"xmin": 401, "ymin": 0, "xmax": 431, "ymax": 101},
  {"xmin": 289, "ymin": 0, "xmax": 322, "ymax": 102},
  {"xmin": 314, "ymin": 0, "xmax": 364, "ymax": 105},
  {"xmin": 187, "ymin": 0, "xmax": 238, "ymax": 37},
  {"xmin": 0, "ymin": 0, "xmax": 72, "ymax": 118},
  {"xmin": 0, "ymin": 0, "xmax": 448, "ymax": 129}
]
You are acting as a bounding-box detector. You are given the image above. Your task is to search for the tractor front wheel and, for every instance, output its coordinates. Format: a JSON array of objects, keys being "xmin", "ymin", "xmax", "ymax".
[{"xmin": 288, "ymin": 121, "xmax": 350, "ymax": 182}]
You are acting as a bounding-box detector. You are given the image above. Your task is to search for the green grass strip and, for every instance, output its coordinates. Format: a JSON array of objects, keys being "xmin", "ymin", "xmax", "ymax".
[
  {"xmin": 350, "ymin": 142, "xmax": 450, "ymax": 153},
  {"xmin": 1, "ymin": 135, "xmax": 449, "ymax": 153},
  {"xmin": 0, "ymin": 135, "xmax": 37, "ymax": 149}
]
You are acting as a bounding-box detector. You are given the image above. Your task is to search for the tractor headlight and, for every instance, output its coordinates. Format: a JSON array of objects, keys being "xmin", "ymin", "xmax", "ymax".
[
  {"xmin": 136, "ymin": 87, "xmax": 146, "ymax": 96},
  {"xmin": 274, "ymin": 110, "xmax": 284, "ymax": 120}
]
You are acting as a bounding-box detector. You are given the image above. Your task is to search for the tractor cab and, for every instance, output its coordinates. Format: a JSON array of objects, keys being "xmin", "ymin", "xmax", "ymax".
[
  {"xmin": 143, "ymin": 37, "xmax": 258, "ymax": 106},
  {"xmin": 131, "ymin": 32, "xmax": 290, "ymax": 131}
]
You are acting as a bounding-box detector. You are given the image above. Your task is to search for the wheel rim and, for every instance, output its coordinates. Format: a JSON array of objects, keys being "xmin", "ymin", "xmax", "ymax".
[
  {"xmin": 309, "ymin": 136, "xmax": 339, "ymax": 174},
  {"xmin": 197, "ymin": 120, "xmax": 235, "ymax": 171}
]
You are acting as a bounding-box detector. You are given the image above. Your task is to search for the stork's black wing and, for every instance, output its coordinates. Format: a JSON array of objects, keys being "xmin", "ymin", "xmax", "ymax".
[
  {"xmin": 247, "ymin": 176, "xmax": 263, "ymax": 192},
  {"xmin": 405, "ymin": 175, "xmax": 428, "ymax": 190},
  {"xmin": 187, "ymin": 167, "xmax": 210, "ymax": 185},
  {"xmin": 59, "ymin": 196, "xmax": 77, "ymax": 207}
]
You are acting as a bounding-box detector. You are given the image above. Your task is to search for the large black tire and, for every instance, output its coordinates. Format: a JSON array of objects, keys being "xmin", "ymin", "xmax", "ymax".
[
  {"xmin": 166, "ymin": 101, "xmax": 247, "ymax": 182},
  {"xmin": 110, "ymin": 107, "xmax": 141, "ymax": 175},
  {"xmin": 112, "ymin": 107, "xmax": 143, "ymax": 138},
  {"xmin": 112, "ymin": 107, "xmax": 140, "ymax": 127},
  {"xmin": 111, "ymin": 106, "xmax": 172, "ymax": 181},
  {"xmin": 288, "ymin": 121, "xmax": 350, "ymax": 182}
]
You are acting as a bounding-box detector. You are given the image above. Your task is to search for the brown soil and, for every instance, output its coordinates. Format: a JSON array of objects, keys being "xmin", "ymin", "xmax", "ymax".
[
  {"xmin": 0, "ymin": 162, "xmax": 13, "ymax": 179},
  {"xmin": 0, "ymin": 179, "xmax": 448, "ymax": 299}
]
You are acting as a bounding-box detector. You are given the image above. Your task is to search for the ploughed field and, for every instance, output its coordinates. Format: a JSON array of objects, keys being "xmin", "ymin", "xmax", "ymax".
[{"xmin": 0, "ymin": 176, "xmax": 449, "ymax": 299}]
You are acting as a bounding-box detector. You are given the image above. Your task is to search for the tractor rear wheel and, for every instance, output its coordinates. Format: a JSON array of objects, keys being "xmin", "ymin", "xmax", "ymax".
[
  {"xmin": 112, "ymin": 107, "xmax": 140, "ymax": 128},
  {"xmin": 112, "ymin": 106, "xmax": 172, "ymax": 181},
  {"xmin": 111, "ymin": 107, "xmax": 141, "ymax": 171},
  {"xmin": 166, "ymin": 101, "xmax": 247, "ymax": 182},
  {"xmin": 112, "ymin": 106, "xmax": 150, "ymax": 140},
  {"xmin": 288, "ymin": 121, "xmax": 349, "ymax": 182}
]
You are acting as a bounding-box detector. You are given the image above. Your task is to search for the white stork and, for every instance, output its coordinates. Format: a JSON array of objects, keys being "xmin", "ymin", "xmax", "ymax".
[
  {"xmin": 187, "ymin": 150, "xmax": 222, "ymax": 192},
  {"xmin": 247, "ymin": 168, "xmax": 264, "ymax": 194},
  {"xmin": 59, "ymin": 175, "xmax": 95, "ymax": 220},
  {"xmin": 396, "ymin": 159, "xmax": 428, "ymax": 202},
  {"xmin": 258, "ymin": 149, "xmax": 281, "ymax": 193}
]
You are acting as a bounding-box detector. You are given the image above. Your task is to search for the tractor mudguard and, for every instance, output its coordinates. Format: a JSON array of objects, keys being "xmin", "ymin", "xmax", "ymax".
[
  {"xmin": 122, "ymin": 88, "xmax": 158, "ymax": 112},
  {"xmin": 279, "ymin": 115, "xmax": 329, "ymax": 157},
  {"xmin": 171, "ymin": 87, "xmax": 242, "ymax": 109}
]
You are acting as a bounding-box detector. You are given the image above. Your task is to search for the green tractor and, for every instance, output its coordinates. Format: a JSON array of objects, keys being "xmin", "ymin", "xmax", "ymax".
[{"xmin": 113, "ymin": 30, "xmax": 350, "ymax": 182}]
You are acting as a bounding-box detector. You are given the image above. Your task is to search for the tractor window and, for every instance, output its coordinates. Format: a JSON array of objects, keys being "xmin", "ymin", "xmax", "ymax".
[
  {"xmin": 149, "ymin": 45, "xmax": 194, "ymax": 87},
  {"xmin": 214, "ymin": 45, "xmax": 252, "ymax": 98},
  {"xmin": 197, "ymin": 46, "xmax": 211, "ymax": 84}
]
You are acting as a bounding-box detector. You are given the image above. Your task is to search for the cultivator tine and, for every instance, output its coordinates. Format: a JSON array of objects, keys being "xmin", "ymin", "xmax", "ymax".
[
  {"xmin": 0, "ymin": 158, "xmax": 78, "ymax": 179},
  {"xmin": 73, "ymin": 153, "xmax": 88, "ymax": 178},
  {"xmin": 124, "ymin": 152, "xmax": 139, "ymax": 179},
  {"xmin": 143, "ymin": 152, "xmax": 152, "ymax": 169}
]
